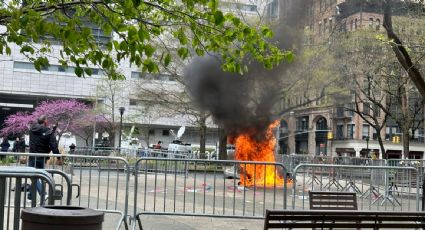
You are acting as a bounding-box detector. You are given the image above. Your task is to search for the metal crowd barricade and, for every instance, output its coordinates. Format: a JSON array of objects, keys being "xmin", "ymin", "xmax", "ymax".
[
  {"xmin": 333, "ymin": 156, "xmax": 372, "ymax": 166},
  {"xmin": 0, "ymin": 166, "xmax": 56, "ymax": 230},
  {"xmin": 387, "ymin": 159, "xmax": 425, "ymax": 200},
  {"xmin": 291, "ymin": 164, "xmax": 419, "ymax": 212},
  {"xmin": 0, "ymin": 152, "xmax": 130, "ymax": 230},
  {"xmin": 131, "ymin": 158, "xmax": 289, "ymax": 230},
  {"xmin": 282, "ymin": 155, "xmax": 313, "ymax": 174}
]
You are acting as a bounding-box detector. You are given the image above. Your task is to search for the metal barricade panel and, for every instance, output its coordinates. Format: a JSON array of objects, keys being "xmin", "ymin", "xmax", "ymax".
[
  {"xmin": 0, "ymin": 152, "xmax": 130, "ymax": 230},
  {"xmin": 291, "ymin": 164, "xmax": 419, "ymax": 212},
  {"xmin": 132, "ymin": 158, "xmax": 288, "ymax": 229}
]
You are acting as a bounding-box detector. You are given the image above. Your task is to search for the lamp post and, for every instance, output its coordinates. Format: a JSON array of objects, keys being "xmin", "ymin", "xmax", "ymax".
[
  {"xmin": 118, "ymin": 107, "xmax": 125, "ymax": 152},
  {"xmin": 366, "ymin": 136, "xmax": 370, "ymax": 157}
]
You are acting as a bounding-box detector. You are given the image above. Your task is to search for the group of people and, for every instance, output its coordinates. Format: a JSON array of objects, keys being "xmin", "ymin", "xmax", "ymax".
[
  {"xmin": 0, "ymin": 137, "xmax": 26, "ymax": 152},
  {"xmin": 0, "ymin": 137, "xmax": 26, "ymax": 161}
]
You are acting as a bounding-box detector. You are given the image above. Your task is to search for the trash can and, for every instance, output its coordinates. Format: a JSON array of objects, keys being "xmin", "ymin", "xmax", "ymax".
[{"xmin": 21, "ymin": 206, "xmax": 104, "ymax": 230}]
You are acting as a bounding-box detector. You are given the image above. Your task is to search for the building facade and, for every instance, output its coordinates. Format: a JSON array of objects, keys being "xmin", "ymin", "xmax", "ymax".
[{"xmin": 270, "ymin": 0, "xmax": 425, "ymax": 159}]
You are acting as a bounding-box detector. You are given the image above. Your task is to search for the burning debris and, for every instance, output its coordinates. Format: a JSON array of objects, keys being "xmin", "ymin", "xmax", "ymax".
[{"xmin": 233, "ymin": 121, "xmax": 284, "ymax": 187}]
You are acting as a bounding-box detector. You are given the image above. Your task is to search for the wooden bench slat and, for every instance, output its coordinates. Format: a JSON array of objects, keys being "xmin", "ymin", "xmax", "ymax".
[
  {"xmin": 264, "ymin": 210, "xmax": 425, "ymax": 229},
  {"xmin": 267, "ymin": 222, "xmax": 425, "ymax": 229},
  {"xmin": 267, "ymin": 215, "xmax": 425, "ymax": 221}
]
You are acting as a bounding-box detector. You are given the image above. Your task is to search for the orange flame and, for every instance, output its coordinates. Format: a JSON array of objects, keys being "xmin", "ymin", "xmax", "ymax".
[{"xmin": 234, "ymin": 121, "xmax": 284, "ymax": 187}]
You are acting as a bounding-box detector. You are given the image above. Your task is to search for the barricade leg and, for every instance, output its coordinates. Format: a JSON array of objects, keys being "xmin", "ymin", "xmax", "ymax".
[{"xmin": 0, "ymin": 177, "xmax": 5, "ymax": 230}]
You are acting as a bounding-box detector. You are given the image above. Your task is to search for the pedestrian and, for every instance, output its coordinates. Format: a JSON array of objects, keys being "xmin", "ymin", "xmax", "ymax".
[
  {"xmin": 154, "ymin": 141, "xmax": 162, "ymax": 149},
  {"xmin": 0, "ymin": 138, "xmax": 10, "ymax": 152},
  {"xmin": 0, "ymin": 138, "xmax": 10, "ymax": 161},
  {"xmin": 69, "ymin": 143, "xmax": 76, "ymax": 154},
  {"xmin": 17, "ymin": 137, "xmax": 26, "ymax": 153},
  {"xmin": 11, "ymin": 137, "xmax": 19, "ymax": 152},
  {"xmin": 28, "ymin": 115, "xmax": 60, "ymax": 202}
]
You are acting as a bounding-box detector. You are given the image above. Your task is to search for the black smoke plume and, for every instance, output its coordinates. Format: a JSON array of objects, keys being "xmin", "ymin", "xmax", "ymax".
[{"xmin": 184, "ymin": 0, "xmax": 307, "ymax": 140}]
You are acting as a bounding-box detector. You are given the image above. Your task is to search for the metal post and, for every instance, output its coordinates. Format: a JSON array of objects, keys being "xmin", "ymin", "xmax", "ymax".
[
  {"xmin": 118, "ymin": 107, "xmax": 125, "ymax": 154},
  {"xmin": 422, "ymin": 172, "xmax": 425, "ymax": 211},
  {"xmin": 366, "ymin": 136, "xmax": 369, "ymax": 157}
]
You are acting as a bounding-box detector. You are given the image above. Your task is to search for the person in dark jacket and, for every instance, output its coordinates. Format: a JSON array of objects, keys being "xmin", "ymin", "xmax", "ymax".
[
  {"xmin": 1, "ymin": 138, "xmax": 10, "ymax": 152},
  {"xmin": 0, "ymin": 138, "xmax": 10, "ymax": 160},
  {"xmin": 28, "ymin": 115, "xmax": 60, "ymax": 201},
  {"xmin": 11, "ymin": 137, "xmax": 19, "ymax": 152},
  {"xmin": 17, "ymin": 137, "xmax": 26, "ymax": 153}
]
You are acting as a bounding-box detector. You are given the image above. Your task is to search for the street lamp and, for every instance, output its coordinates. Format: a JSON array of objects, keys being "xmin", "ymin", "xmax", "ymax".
[{"xmin": 118, "ymin": 107, "xmax": 125, "ymax": 152}]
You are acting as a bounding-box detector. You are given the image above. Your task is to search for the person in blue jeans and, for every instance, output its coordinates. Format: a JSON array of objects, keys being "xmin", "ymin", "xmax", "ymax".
[{"xmin": 27, "ymin": 115, "xmax": 60, "ymax": 201}]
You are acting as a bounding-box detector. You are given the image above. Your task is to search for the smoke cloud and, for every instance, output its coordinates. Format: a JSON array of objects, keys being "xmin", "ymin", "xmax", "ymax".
[{"xmin": 184, "ymin": 0, "xmax": 307, "ymax": 140}]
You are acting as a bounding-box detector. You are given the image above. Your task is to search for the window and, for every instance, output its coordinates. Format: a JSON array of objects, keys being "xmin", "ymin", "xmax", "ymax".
[
  {"xmin": 148, "ymin": 129, "xmax": 155, "ymax": 135},
  {"xmin": 372, "ymin": 129, "xmax": 378, "ymax": 140},
  {"xmin": 354, "ymin": 18, "xmax": 358, "ymax": 30},
  {"xmin": 267, "ymin": 0, "xmax": 278, "ymax": 18},
  {"xmin": 369, "ymin": 18, "xmax": 374, "ymax": 28},
  {"xmin": 58, "ymin": 66, "xmax": 66, "ymax": 72},
  {"xmin": 296, "ymin": 117, "xmax": 309, "ymax": 131},
  {"xmin": 372, "ymin": 104, "xmax": 380, "ymax": 117},
  {"xmin": 347, "ymin": 124, "xmax": 355, "ymax": 139},
  {"xmin": 419, "ymin": 128, "xmax": 424, "ymax": 143},
  {"xmin": 162, "ymin": 130, "xmax": 170, "ymax": 136},
  {"xmin": 13, "ymin": 62, "xmax": 35, "ymax": 70},
  {"xmin": 363, "ymin": 103, "xmax": 370, "ymax": 115},
  {"xmin": 316, "ymin": 118, "xmax": 327, "ymax": 131},
  {"xmin": 13, "ymin": 61, "xmax": 96, "ymax": 75},
  {"xmin": 347, "ymin": 103, "xmax": 354, "ymax": 117},
  {"xmin": 129, "ymin": 99, "xmax": 138, "ymax": 106},
  {"xmin": 375, "ymin": 19, "xmax": 380, "ymax": 31},
  {"xmin": 336, "ymin": 107, "xmax": 345, "ymax": 117},
  {"xmin": 336, "ymin": 125, "xmax": 344, "ymax": 139},
  {"xmin": 362, "ymin": 124, "xmax": 370, "ymax": 139}
]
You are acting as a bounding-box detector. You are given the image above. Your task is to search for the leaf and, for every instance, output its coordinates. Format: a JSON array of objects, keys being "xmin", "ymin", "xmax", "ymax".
[
  {"xmin": 177, "ymin": 47, "xmax": 189, "ymax": 59},
  {"xmin": 144, "ymin": 45, "xmax": 155, "ymax": 57},
  {"xmin": 286, "ymin": 52, "xmax": 295, "ymax": 62},
  {"xmin": 20, "ymin": 45, "xmax": 34, "ymax": 54},
  {"xmin": 164, "ymin": 53, "xmax": 171, "ymax": 67},
  {"xmin": 102, "ymin": 59, "xmax": 110, "ymax": 69},
  {"xmin": 84, "ymin": 68, "xmax": 93, "ymax": 76},
  {"xmin": 143, "ymin": 59, "xmax": 157, "ymax": 72},
  {"xmin": 261, "ymin": 27, "xmax": 273, "ymax": 38},
  {"xmin": 214, "ymin": 11, "xmax": 224, "ymax": 26},
  {"xmin": 75, "ymin": 67, "xmax": 83, "ymax": 77}
]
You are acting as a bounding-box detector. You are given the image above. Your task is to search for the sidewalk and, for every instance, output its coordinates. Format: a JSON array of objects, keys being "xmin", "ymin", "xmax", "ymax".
[{"xmin": 138, "ymin": 216, "xmax": 263, "ymax": 230}]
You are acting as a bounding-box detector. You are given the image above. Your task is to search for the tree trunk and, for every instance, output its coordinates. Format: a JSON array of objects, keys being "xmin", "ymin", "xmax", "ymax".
[
  {"xmin": 376, "ymin": 131, "xmax": 386, "ymax": 159},
  {"xmin": 402, "ymin": 127, "xmax": 410, "ymax": 159},
  {"xmin": 218, "ymin": 128, "xmax": 227, "ymax": 160},
  {"xmin": 199, "ymin": 116, "xmax": 207, "ymax": 159}
]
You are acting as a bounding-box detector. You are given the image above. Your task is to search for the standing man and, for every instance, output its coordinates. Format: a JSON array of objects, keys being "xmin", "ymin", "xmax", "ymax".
[{"xmin": 28, "ymin": 115, "xmax": 60, "ymax": 201}]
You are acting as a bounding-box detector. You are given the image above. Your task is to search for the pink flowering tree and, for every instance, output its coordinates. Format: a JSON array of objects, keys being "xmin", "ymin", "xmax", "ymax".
[
  {"xmin": 0, "ymin": 112, "xmax": 34, "ymax": 137},
  {"xmin": 31, "ymin": 100, "xmax": 89, "ymax": 142},
  {"xmin": 0, "ymin": 99, "xmax": 97, "ymax": 143},
  {"xmin": 68, "ymin": 113, "xmax": 110, "ymax": 146}
]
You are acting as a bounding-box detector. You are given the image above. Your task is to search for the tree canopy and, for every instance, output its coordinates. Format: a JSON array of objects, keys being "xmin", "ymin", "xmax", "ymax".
[
  {"xmin": 0, "ymin": 0, "xmax": 290, "ymax": 78},
  {"xmin": 0, "ymin": 99, "xmax": 91, "ymax": 142}
]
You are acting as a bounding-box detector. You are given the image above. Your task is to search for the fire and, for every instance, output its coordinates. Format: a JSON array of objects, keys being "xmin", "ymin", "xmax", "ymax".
[{"xmin": 234, "ymin": 121, "xmax": 285, "ymax": 187}]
